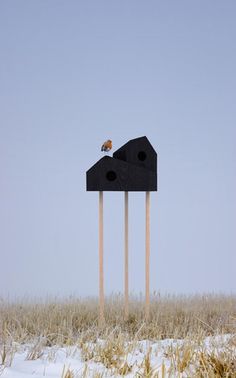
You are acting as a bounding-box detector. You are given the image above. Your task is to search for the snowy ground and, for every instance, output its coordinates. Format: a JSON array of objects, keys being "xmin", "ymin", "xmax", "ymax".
[{"xmin": 0, "ymin": 335, "xmax": 234, "ymax": 377}]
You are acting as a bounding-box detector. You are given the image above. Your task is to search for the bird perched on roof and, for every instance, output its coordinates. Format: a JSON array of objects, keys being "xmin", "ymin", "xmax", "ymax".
[{"xmin": 101, "ymin": 139, "xmax": 112, "ymax": 152}]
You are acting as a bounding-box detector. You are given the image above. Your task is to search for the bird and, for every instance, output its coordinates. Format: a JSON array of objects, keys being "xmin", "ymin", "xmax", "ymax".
[{"xmin": 101, "ymin": 139, "xmax": 112, "ymax": 152}]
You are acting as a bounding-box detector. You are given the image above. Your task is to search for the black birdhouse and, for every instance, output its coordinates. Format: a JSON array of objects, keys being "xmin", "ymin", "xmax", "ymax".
[{"xmin": 86, "ymin": 136, "xmax": 157, "ymax": 191}]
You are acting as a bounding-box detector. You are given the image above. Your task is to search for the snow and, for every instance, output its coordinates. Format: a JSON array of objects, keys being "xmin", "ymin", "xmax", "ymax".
[{"xmin": 0, "ymin": 335, "xmax": 233, "ymax": 377}]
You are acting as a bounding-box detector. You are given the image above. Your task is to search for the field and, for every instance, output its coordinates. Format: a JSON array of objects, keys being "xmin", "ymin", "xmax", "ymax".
[{"xmin": 0, "ymin": 293, "xmax": 236, "ymax": 377}]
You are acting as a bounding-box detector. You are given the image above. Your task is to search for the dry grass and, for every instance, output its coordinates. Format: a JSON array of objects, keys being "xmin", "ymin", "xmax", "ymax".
[
  {"xmin": 0, "ymin": 293, "xmax": 235, "ymax": 377},
  {"xmin": 197, "ymin": 350, "xmax": 236, "ymax": 377},
  {"xmin": 0, "ymin": 293, "xmax": 235, "ymax": 344}
]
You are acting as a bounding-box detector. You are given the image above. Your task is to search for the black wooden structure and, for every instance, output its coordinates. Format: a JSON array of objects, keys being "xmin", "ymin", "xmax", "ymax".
[
  {"xmin": 86, "ymin": 136, "xmax": 157, "ymax": 191},
  {"xmin": 86, "ymin": 136, "xmax": 158, "ymax": 323}
]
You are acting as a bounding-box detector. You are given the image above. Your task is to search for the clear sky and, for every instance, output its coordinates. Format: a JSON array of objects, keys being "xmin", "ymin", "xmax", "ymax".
[{"xmin": 0, "ymin": 1, "xmax": 235, "ymax": 298}]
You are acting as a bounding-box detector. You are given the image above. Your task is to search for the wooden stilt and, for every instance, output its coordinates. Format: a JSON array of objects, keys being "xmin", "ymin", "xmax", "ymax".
[
  {"xmin": 99, "ymin": 191, "xmax": 104, "ymax": 325},
  {"xmin": 124, "ymin": 191, "xmax": 129, "ymax": 320},
  {"xmin": 145, "ymin": 191, "xmax": 150, "ymax": 321}
]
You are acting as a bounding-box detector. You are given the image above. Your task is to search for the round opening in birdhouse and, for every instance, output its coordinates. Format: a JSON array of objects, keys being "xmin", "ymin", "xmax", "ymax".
[
  {"xmin": 138, "ymin": 151, "xmax": 147, "ymax": 161},
  {"xmin": 106, "ymin": 170, "xmax": 117, "ymax": 181}
]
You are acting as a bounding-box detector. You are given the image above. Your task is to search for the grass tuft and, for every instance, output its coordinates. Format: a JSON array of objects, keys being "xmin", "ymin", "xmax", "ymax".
[{"xmin": 0, "ymin": 293, "xmax": 235, "ymax": 377}]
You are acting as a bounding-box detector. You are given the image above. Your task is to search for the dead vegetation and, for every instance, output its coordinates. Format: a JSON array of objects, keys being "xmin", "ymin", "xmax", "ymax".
[
  {"xmin": 1, "ymin": 293, "xmax": 235, "ymax": 344},
  {"xmin": 0, "ymin": 293, "xmax": 235, "ymax": 377}
]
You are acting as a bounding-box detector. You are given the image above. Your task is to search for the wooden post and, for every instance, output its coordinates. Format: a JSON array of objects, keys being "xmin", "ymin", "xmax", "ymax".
[
  {"xmin": 124, "ymin": 191, "xmax": 129, "ymax": 320},
  {"xmin": 99, "ymin": 191, "xmax": 104, "ymax": 325},
  {"xmin": 145, "ymin": 191, "xmax": 150, "ymax": 321}
]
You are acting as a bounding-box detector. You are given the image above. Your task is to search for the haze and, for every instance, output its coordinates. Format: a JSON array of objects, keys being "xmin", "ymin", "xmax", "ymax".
[{"xmin": 0, "ymin": 1, "xmax": 235, "ymax": 298}]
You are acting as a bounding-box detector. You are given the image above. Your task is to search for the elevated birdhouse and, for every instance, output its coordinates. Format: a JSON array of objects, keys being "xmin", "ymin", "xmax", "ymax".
[
  {"xmin": 113, "ymin": 136, "xmax": 157, "ymax": 173},
  {"xmin": 86, "ymin": 136, "xmax": 158, "ymax": 324},
  {"xmin": 86, "ymin": 136, "xmax": 157, "ymax": 191}
]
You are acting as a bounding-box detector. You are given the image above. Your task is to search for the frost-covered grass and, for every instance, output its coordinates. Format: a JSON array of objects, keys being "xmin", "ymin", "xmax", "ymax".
[{"xmin": 0, "ymin": 294, "xmax": 235, "ymax": 377}]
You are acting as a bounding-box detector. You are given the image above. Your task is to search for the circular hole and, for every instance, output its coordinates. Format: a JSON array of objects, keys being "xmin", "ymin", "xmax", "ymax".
[
  {"xmin": 106, "ymin": 170, "xmax": 117, "ymax": 181},
  {"xmin": 138, "ymin": 151, "xmax": 147, "ymax": 161}
]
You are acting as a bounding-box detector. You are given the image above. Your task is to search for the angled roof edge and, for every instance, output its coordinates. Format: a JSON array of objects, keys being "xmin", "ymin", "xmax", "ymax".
[
  {"xmin": 86, "ymin": 156, "xmax": 113, "ymax": 174},
  {"xmin": 113, "ymin": 136, "xmax": 157, "ymax": 156}
]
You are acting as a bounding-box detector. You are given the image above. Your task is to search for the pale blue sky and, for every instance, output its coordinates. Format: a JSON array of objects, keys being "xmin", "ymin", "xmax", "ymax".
[{"xmin": 0, "ymin": 1, "xmax": 235, "ymax": 298}]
